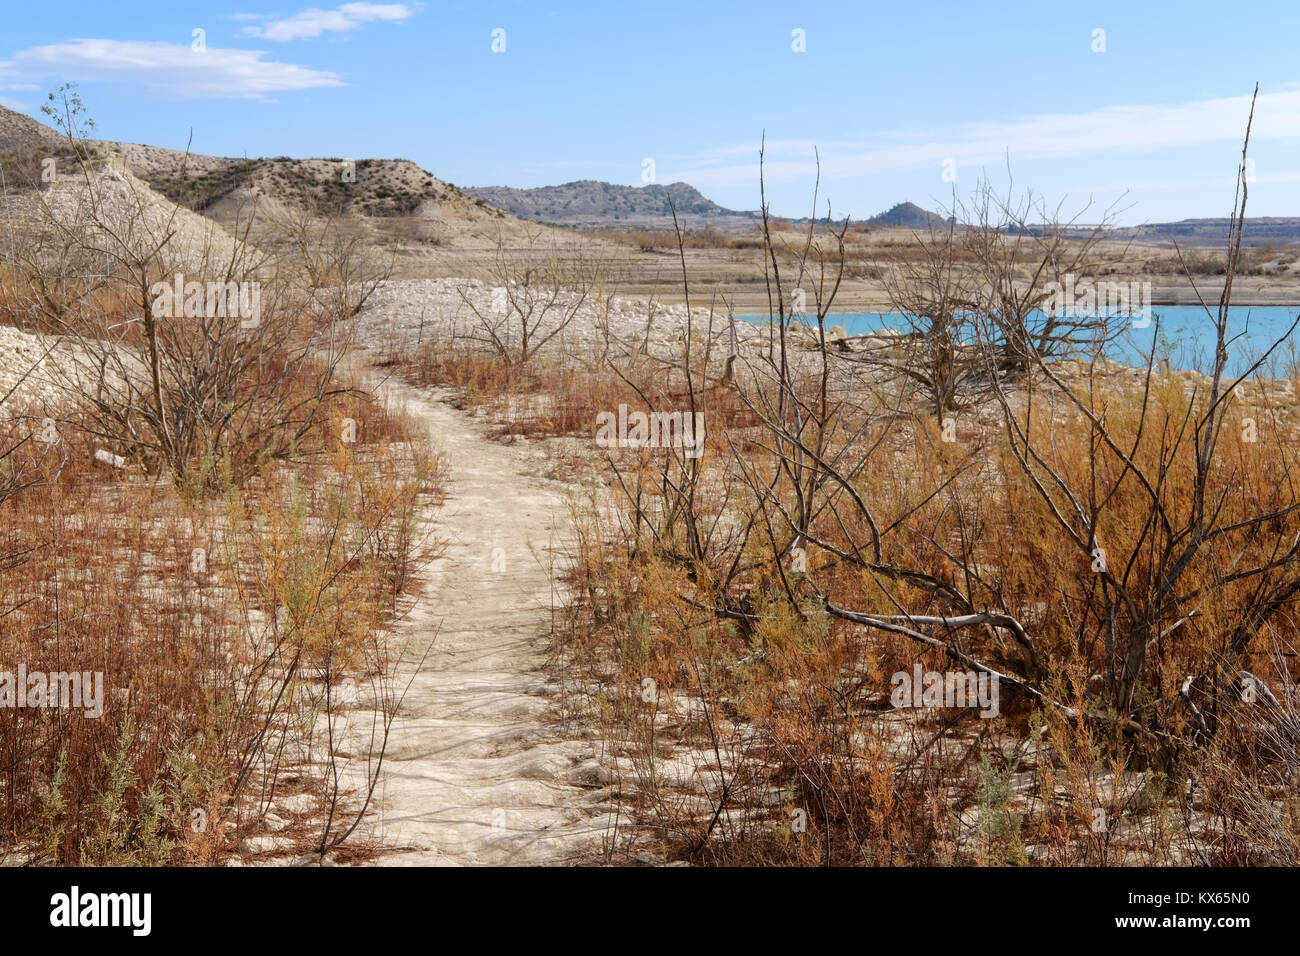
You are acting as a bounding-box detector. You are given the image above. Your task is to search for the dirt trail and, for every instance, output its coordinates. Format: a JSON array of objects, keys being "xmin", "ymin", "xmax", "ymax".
[{"xmin": 367, "ymin": 383, "xmax": 612, "ymax": 866}]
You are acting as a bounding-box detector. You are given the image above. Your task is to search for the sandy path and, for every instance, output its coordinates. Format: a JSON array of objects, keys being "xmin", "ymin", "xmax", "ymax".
[{"xmin": 367, "ymin": 384, "xmax": 612, "ymax": 866}]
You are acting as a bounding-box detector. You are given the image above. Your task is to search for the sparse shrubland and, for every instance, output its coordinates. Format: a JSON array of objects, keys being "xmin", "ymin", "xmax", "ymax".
[
  {"xmin": 0, "ymin": 96, "xmax": 441, "ymax": 864},
  {"xmin": 388, "ymin": 111, "xmax": 1300, "ymax": 866},
  {"xmin": 3, "ymin": 83, "xmax": 1299, "ymax": 870}
]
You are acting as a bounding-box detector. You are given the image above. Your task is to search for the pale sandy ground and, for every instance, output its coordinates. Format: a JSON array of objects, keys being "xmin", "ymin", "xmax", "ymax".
[{"xmin": 364, "ymin": 380, "xmax": 618, "ymax": 866}]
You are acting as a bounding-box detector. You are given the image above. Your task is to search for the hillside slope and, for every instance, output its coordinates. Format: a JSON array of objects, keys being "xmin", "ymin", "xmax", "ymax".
[
  {"xmin": 0, "ymin": 105, "xmax": 535, "ymax": 257},
  {"xmin": 102, "ymin": 141, "xmax": 517, "ymax": 251},
  {"xmin": 0, "ymin": 103, "xmax": 67, "ymax": 154}
]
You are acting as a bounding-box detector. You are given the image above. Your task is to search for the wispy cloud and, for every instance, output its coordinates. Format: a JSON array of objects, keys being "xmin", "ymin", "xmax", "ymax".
[
  {"xmin": 243, "ymin": 3, "xmax": 415, "ymax": 42},
  {"xmin": 0, "ymin": 39, "xmax": 343, "ymax": 99},
  {"xmin": 671, "ymin": 88, "xmax": 1300, "ymax": 190}
]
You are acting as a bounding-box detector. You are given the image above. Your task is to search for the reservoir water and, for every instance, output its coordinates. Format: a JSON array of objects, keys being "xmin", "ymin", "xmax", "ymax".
[{"xmin": 737, "ymin": 305, "xmax": 1300, "ymax": 377}]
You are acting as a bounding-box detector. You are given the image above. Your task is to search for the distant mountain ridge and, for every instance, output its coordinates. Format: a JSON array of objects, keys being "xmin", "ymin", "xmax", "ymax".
[
  {"xmin": 466, "ymin": 180, "xmax": 959, "ymax": 232},
  {"xmin": 1115, "ymin": 218, "xmax": 1300, "ymax": 244},
  {"xmin": 469, "ymin": 178, "xmax": 1300, "ymax": 245},
  {"xmin": 465, "ymin": 180, "xmax": 758, "ymax": 228}
]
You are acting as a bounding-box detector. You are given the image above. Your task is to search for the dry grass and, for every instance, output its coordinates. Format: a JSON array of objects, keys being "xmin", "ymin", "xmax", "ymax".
[
  {"xmin": 545, "ymin": 358, "xmax": 1300, "ymax": 865},
  {"xmin": 377, "ymin": 337, "xmax": 759, "ymax": 443}
]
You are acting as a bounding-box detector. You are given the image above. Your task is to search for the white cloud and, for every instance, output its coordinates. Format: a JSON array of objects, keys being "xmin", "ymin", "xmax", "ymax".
[
  {"xmin": 244, "ymin": 3, "xmax": 415, "ymax": 42},
  {"xmin": 0, "ymin": 95, "xmax": 29, "ymax": 110},
  {"xmin": 674, "ymin": 88, "xmax": 1300, "ymax": 191},
  {"xmin": 1, "ymin": 39, "xmax": 343, "ymax": 99}
]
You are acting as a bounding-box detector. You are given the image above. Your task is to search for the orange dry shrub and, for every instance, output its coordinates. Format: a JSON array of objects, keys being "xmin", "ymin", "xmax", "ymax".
[{"xmin": 559, "ymin": 361, "xmax": 1300, "ymax": 865}]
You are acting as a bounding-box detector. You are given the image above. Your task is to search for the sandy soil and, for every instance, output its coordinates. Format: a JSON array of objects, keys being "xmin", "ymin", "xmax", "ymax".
[{"xmin": 366, "ymin": 381, "xmax": 615, "ymax": 866}]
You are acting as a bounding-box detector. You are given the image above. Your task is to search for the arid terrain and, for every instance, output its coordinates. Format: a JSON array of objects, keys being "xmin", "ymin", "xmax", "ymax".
[{"xmin": 3, "ymin": 92, "xmax": 1300, "ymax": 873}]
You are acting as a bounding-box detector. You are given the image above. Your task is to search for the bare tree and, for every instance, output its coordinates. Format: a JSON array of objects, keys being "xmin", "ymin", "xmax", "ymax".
[
  {"xmin": 272, "ymin": 204, "xmax": 392, "ymax": 321},
  {"xmin": 980, "ymin": 85, "xmax": 1300, "ymax": 718},
  {"xmin": 958, "ymin": 178, "xmax": 1130, "ymax": 376},
  {"xmin": 456, "ymin": 227, "xmax": 599, "ymax": 365},
  {"xmin": 875, "ymin": 215, "xmax": 984, "ymax": 422}
]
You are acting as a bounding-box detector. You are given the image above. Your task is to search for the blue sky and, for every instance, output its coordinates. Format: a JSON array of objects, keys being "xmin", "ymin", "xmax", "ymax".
[{"xmin": 1, "ymin": 0, "xmax": 1298, "ymax": 224}]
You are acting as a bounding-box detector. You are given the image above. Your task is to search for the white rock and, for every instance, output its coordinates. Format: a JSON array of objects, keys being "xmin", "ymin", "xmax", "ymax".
[
  {"xmin": 273, "ymin": 793, "xmax": 317, "ymax": 815},
  {"xmin": 238, "ymin": 835, "xmax": 295, "ymax": 855}
]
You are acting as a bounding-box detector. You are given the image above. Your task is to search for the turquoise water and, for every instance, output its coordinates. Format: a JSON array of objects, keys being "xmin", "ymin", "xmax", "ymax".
[{"xmin": 737, "ymin": 306, "xmax": 1300, "ymax": 376}]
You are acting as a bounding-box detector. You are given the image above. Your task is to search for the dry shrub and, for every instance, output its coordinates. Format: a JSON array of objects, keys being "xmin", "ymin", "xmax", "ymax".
[
  {"xmin": 555, "ymin": 360, "xmax": 1300, "ymax": 864},
  {"xmin": 0, "ymin": 390, "xmax": 439, "ymax": 864}
]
